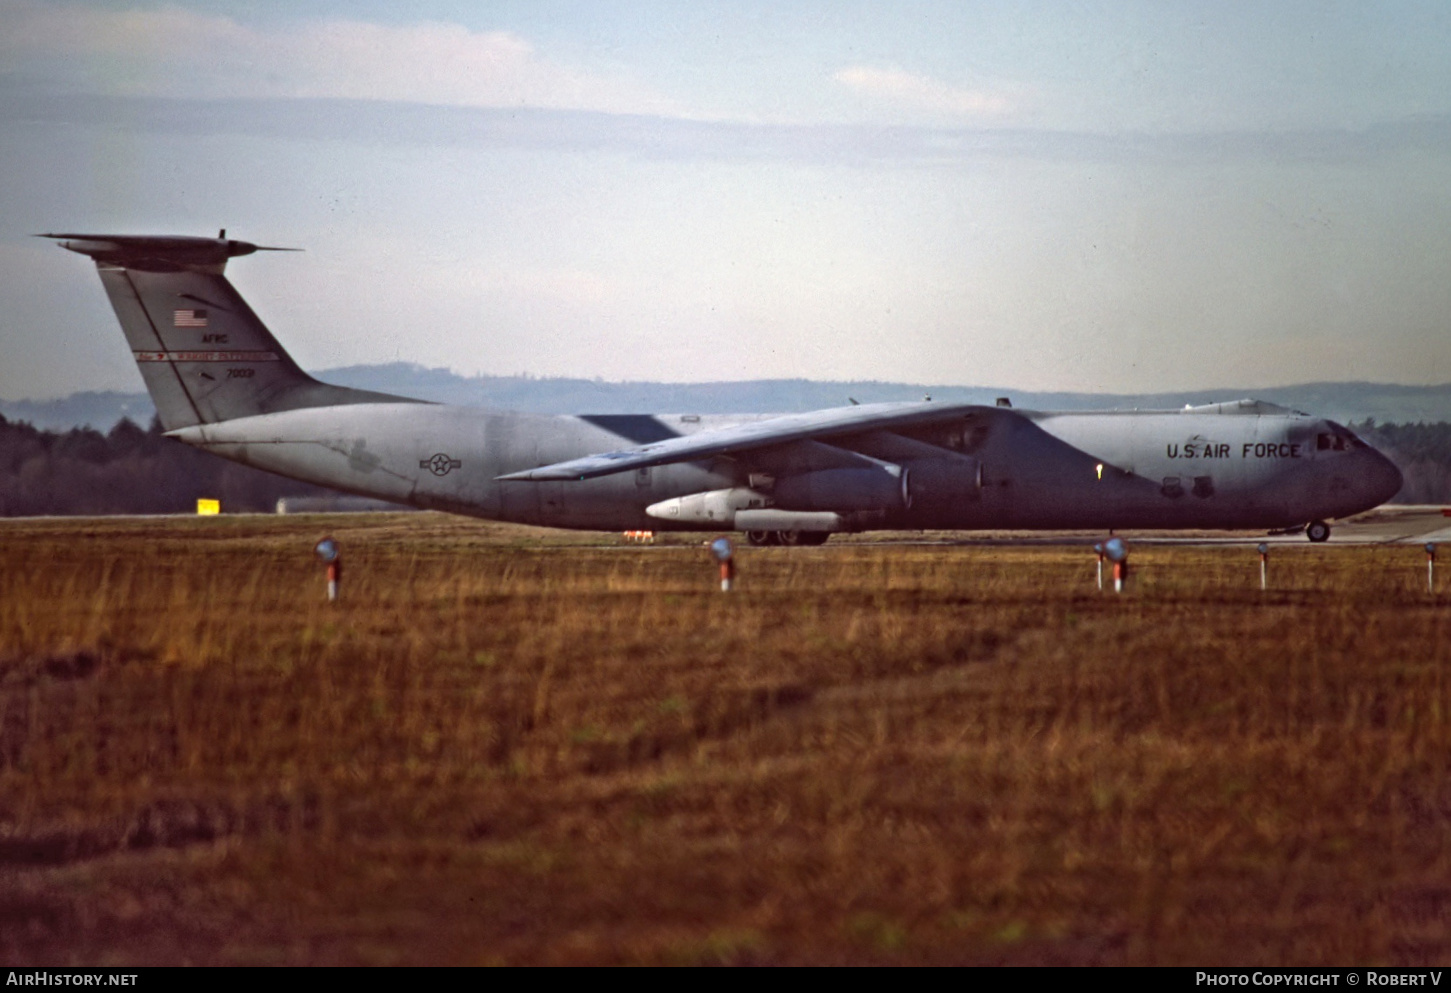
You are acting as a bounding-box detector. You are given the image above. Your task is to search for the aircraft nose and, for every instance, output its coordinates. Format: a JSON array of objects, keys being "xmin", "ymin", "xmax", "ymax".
[{"xmin": 1361, "ymin": 448, "xmax": 1403, "ymax": 506}]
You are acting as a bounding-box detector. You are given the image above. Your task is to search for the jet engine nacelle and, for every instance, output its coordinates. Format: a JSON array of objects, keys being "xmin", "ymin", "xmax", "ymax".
[
  {"xmin": 644, "ymin": 487, "xmax": 769, "ymax": 525},
  {"xmin": 903, "ymin": 456, "xmax": 982, "ymax": 506},
  {"xmin": 773, "ymin": 466, "xmax": 907, "ymax": 513},
  {"xmin": 645, "ymin": 489, "xmax": 856, "ymax": 532}
]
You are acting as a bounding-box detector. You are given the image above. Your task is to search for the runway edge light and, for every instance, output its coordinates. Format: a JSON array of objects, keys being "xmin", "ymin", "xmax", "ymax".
[
  {"xmin": 314, "ymin": 536, "xmax": 341, "ymax": 602},
  {"xmin": 1103, "ymin": 538, "xmax": 1129, "ymax": 593},
  {"xmin": 709, "ymin": 536, "xmax": 735, "ymax": 592}
]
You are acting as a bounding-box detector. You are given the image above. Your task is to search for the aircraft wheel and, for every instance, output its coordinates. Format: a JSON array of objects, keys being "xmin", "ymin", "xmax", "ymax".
[
  {"xmin": 776, "ymin": 530, "xmax": 831, "ymax": 547},
  {"xmin": 1306, "ymin": 520, "xmax": 1331, "ymax": 543},
  {"xmin": 746, "ymin": 530, "xmax": 778, "ymax": 546}
]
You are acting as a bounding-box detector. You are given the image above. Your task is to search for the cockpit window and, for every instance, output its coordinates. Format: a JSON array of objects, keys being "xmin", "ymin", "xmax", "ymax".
[{"xmin": 1317, "ymin": 424, "xmax": 1367, "ymax": 452}]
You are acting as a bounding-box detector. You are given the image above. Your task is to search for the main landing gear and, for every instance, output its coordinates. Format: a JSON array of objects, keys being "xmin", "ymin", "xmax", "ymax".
[
  {"xmin": 1305, "ymin": 520, "xmax": 1331, "ymax": 543},
  {"xmin": 746, "ymin": 530, "xmax": 831, "ymax": 547}
]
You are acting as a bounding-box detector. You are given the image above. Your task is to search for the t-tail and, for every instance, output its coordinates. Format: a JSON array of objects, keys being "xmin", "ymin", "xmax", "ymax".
[{"xmin": 42, "ymin": 233, "xmax": 415, "ymax": 430}]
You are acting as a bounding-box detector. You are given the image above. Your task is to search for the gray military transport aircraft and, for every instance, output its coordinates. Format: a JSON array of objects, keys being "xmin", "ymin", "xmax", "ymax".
[{"xmin": 44, "ymin": 232, "xmax": 1403, "ymax": 544}]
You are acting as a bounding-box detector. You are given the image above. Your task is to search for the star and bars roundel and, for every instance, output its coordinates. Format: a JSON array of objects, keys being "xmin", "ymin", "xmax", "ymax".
[{"xmin": 421, "ymin": 453, "xmax": 463, "ymax": 476}]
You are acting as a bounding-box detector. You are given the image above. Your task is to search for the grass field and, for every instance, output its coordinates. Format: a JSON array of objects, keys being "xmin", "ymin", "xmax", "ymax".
[{"xmin": 2, "ymin": 512, "xmax": 1449, "ymax": 965}]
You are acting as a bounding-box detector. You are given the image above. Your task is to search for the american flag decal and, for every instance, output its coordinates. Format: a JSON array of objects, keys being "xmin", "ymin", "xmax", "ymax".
[{"xmin": 173, "ymin": 309, "xmax": 208, "ymax": 328}]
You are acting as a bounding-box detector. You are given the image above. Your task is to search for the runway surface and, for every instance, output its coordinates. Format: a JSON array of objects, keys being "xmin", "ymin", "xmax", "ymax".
[
  {"xmin": 821, "ymin": 505, "xmax": 1451, "ymax": 549},
  {"xmin": 4, "ymin": 505, "xmax": 1448, "ymax": 548},
  {"xmin": 1321, "ymin": 504, "xmax": 1451, "ymax": 544}
]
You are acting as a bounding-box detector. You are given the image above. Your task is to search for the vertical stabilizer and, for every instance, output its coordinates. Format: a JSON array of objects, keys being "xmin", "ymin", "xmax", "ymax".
[{"xmin": 44, "ymin": 234, "xmax": 413, "ymax": 430}]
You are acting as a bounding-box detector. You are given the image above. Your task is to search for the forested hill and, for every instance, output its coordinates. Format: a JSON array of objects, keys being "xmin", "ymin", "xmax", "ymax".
[
  {"xmin": 1354, "ymin": 421, "xmax": 1451, "ymax": 504},
  {"xmin": 2, "ymin": 413, "xmax": 1451, "ymax": 516},
  {"xmin": 0, "ymin": 416, "xmax": 338, "ymax": 516}
]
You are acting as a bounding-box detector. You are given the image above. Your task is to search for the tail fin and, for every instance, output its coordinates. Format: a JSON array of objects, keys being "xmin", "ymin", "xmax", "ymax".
[{"xmin": 43, "ymin": 233, "xmax": 415, "ymax": 430}]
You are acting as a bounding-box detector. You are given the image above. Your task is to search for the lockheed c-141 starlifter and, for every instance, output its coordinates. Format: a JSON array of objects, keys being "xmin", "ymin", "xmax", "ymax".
[{"xmin": 44, "ymin": 233, "xmax": 1402, "ymax": 544}]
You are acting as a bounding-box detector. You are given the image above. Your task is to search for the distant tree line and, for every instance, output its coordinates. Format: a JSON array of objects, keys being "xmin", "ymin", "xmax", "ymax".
[
  {"xmin": 0, "ymin": 416, "xmax": 339, "ymax": 516},
  {"xmin": 2, "ymin": 414, "xmax": 1450, "ymax": 516},
  {"xmin": 1352, "ymin": 421, "xmax": 1451, "ymax": 505}
]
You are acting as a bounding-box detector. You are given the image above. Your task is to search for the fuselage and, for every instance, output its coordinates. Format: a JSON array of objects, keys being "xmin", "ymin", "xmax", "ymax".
[{"xmin": 171, "ymin": 398, "xmax": 1403, "ymax": 533}]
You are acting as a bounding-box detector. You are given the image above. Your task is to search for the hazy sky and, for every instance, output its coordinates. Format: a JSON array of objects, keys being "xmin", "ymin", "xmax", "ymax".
[{"xmin": 4, "ymin": 0, "xmax": 1451, "ymax": 400}]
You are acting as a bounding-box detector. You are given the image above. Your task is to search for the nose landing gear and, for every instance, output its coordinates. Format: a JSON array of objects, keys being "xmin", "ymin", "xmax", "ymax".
[{"xmin": 1306, "ymin": 520, "xmax": 1331, "ymax": 543}]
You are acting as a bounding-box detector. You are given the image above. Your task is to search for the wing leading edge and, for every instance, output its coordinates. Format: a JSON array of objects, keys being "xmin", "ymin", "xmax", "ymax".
[{"xmin": 497, "ymin": 400, "xmax": 994, "ymax": 481}]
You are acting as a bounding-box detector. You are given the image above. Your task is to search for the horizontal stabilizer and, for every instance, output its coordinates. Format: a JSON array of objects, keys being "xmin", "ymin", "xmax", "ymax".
[{"xmin": 39, "ymin": 233, "xmax": 299, "ymax": 273}]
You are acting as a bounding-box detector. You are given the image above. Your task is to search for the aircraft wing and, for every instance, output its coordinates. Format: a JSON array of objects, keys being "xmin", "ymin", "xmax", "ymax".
[{"xmin": 497, "ymin": 400, "xmax": 992, "ymax": 481}]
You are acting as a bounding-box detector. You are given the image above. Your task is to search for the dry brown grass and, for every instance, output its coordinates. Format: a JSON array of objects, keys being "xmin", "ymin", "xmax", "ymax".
[{"xmin": 2, "ymin": 512, "xmax": 1450, "ymax": 964}]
